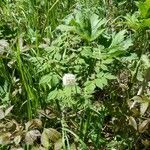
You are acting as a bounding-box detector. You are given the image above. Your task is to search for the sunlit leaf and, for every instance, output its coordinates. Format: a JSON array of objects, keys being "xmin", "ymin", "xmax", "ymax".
[
  {"xmin": 41, "ymin": 128, "xmax": 61, "ymax": 148},
  {"xmin": 14, "ymin": 135, "xmax": 21, "ymax": 145},
  {"xmin": 139, "ymin": 119, "xmax": 150, "ymax": 133},
  {"xmin": 129, "ymin": 116, "xmax": 137, "ymax": 130},
  {"xmin": 0, "ymin": 132, "xmax": 11, "ymax": 145},
  {"xmin": 45, "ymin": 128, "xmax": 61, "ymax": 142},
  {"xmin": 25, "ymin": 119, "xmax": 42, "ymax": 130},
  {"xmin": 39, "ymin": 74, "xmax": 52, "ymax": 85},
  {"xmin": 54, "ymin": 138, "xmax": 63, "ymax": 150},
  {"xmin": 0, "ymin": 109, "xmax": 5, "ymax": 120},
  {"xmin": 140, "ymin": 101, "xmax": 149, "ymax": 115},
  {"xmin": 41, "ymin": 129, "xmax": 50, "ymax": 148},
  {"xmin": 10, "ymin": 147, "xmax": 24, "ymax": 150},
  {"xmin": 5, "ymin": 105, "xmax": 14, "ymax": 116},
  {"xmin": 95, "ymin": 79, "xmax": 104, "ymax": 89},
  {"xmin": 25, "ymin": 130, "xmax": 41, "ymax": 145}
]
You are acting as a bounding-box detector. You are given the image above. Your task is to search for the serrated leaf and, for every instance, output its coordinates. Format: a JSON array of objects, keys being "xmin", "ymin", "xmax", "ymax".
[
  {"xmin": 101, "ymin": 64, "xmax": 108, "ymax": 71},
  {"xmin": 39, "ymin": 74, "xmax": 52, "ymax": 85},
  {"xmin": 129, "ymin": 116, "xmax": 137, "ymax": 130},
  {"xmin": 139, "ymin": 119, "xmax": 150, "ymax": 133},
  {"xmin": 136, "ymin": 0, "xmax": 150, "ymax": 18},
  {"xmin": 110, "ymin": 30, "xmax": 126, "ymax": 47}
]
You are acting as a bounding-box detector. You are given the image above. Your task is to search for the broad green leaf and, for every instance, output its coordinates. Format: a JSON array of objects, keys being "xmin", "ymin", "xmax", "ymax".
[
  {"xmin": 141, "ymin": 18, "xmax": 150, "ymax": 27},
  {"xmin": 105, "ymin": 73, "xmax": 116, "ymax": 80},
  {"xmin": 95, "ymin": 79, "xmax": 104, "ymax": 89},
  {"xmin": 39, "ymin": 74, "xmax": 52, "ymax": 85},
  {"xmin": 51, "ymin": 75, "xmax": 59, "ymax": 87},
  {"xmin": 101, "ymin": 77, "xmax": 108, "ymax": 86},
  {"xmin": 56, "ymin": 25, "xmax": 74, "ymax": 32},
  {"xmin": 136, "ymin": 0, "xmax": 150, "ymax": 18},
  {"xmin": 47, "ymin": 90, "xmax": 58, "ymax": 100},
  {"xmin": 101, "ymin": 64, "xmax": 108, "ymax": 71},
  {"xmin": 96, "ymin": 72, "xmax": 104, "ymax": 78},
  {"xmin": 102, "ymin": 59, "xmax": 113, "ymax": 64},
  {"xmin": 84, "ymin": 81, "xmax": 96, "ymax": 93}
]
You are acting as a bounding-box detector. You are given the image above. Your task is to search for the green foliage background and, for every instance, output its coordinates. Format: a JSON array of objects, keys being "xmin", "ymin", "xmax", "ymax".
[{"xmin": 0, "ymin": 0, "xmax": 150, "ymax": 149}]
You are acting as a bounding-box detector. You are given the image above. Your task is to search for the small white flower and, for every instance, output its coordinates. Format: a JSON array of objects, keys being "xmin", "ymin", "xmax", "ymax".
[{"xmin": 62, "ymin": 73, "xmax": 76, "ymax": 86}]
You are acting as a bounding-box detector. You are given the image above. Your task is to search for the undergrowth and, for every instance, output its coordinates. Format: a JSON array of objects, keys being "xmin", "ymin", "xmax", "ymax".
[{"xmin": 0, "ymin": 0, "xmax": 150, "ymax": 150}]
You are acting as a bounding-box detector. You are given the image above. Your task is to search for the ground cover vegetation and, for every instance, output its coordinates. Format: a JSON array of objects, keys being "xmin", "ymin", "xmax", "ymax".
[{"xmin": 0, "ymin": 0, "xmax": 150, "ymax": 149}]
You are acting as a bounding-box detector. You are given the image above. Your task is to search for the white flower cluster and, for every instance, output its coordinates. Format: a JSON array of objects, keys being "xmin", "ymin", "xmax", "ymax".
[{"xmin": 62, "ymin": 73, "xmax": 76, "ymax": 86}]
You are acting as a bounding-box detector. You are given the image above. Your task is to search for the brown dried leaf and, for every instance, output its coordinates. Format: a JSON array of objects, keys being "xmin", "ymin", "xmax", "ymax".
[
  {"xmin": 25, "ymin": 130, "xmax": 41, "ymax": 145},
  {"xmin": 139, "ymin": 119, "xmax": 150, "ymax": 133},
  {"xmin": 25, "ymin": 119, "xmax": 42, "ymax": 130},
  {"xmin": 129, "ymin": 116, "xmax": 137, "ymax": 130},
  {"xmin": 141, "ymin": 139, "xmax": 150, "ymax": 147},
  {"xmin": 0, "ymin": 132, "xmax": 11, "ymax": 145},
  {"xmin": 140, "ymin": 102, "xmax": 149, "ymax": 115}
]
